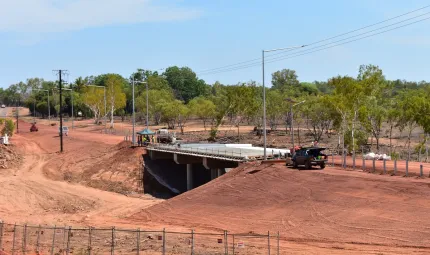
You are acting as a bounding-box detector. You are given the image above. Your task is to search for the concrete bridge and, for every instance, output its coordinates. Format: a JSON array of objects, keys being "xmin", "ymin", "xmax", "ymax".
[{"xmin": 145, "ymin": 144, "xmax": 289, "ymax": 193}]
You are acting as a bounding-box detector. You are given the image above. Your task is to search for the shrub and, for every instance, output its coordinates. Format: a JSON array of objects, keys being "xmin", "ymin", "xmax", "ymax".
[{"xmin": 1, "ymin": 119, "xmax": 15, "ymax": 137}]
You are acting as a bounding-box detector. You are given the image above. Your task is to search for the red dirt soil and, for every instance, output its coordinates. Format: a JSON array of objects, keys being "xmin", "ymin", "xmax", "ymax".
[
  {"xmin": 3, "ymin": 113, "xmax": 430, "ymax": 254},
  {"xmin": 131, "ymin": 162, "xmax": 430, "ymax": 254},
  {"xmin": 0, "ymin": 119, "xmax": 159, "ymax": 227}
]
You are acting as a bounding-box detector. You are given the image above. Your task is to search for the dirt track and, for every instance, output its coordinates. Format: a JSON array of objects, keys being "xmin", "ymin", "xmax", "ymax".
[{"xmin": 0, "ymin": 120, "xmax": 159, "ymax": 227}]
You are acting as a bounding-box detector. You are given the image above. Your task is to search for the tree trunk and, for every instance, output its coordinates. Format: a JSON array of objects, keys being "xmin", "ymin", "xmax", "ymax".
[
  {"xmin": 297, "ymin": 124, "xmax": 301, "ymax": 146},
  {"xmin": 389, "ymin": 125, "xmax": 393, "ymax": 154},
  {"xmin": 376, "ymin": 137, "xmax": 380, "ymax": 153},
  {"xmin": 407, "ymin": 128, "xmax": 412, "ymax": 161},
  {"xmin": 426, "ymin": 134, "xmax": 429, "ymax": 162},
  {"xmin": 110, "ymin": 106, "xmax": 114, "ymax": 128}
]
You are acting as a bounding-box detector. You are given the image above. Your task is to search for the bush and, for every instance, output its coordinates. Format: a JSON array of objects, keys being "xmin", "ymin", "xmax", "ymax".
[
  {"xmin": 390, "ymin": 152, "xmax": 400, "ymax": 160},
  {"xmin": 209, "ymin": 127, "xmax": 217, "ymax": 141},
  {"xmin": 1, "ymin": 119, "xmax": 15, "ymax": 137},
  {"xmin": 344, "ymin": 128, "xmax": 368, "ymax": 153}
]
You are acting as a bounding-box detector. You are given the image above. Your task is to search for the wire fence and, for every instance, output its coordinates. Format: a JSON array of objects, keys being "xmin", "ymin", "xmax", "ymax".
[
  {"xmin": 328, "ymin": 153, "xmax": 430, "ymax": 177},
  {"xmin": 0, "ymin": 221, "xmax": 280, "ymax": 255}
]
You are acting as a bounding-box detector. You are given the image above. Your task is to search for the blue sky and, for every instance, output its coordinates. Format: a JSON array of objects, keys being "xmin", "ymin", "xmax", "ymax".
[{"xmin": 1, "ymin": 0, "xmax": 430, "ymax": 88}]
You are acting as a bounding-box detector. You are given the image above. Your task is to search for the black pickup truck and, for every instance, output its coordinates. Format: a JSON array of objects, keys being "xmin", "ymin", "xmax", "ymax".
[{"xmin": 292, "ymin": 147, "xmax": 328, "ymax": 169}]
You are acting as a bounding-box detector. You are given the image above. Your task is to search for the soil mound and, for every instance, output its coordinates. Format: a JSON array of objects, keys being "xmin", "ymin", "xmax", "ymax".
[
  {"xmin": 132, "ymin": 163, "xmax": 430, "ymax": 248},
  {"xmin": 57, "ymin": 141, "xmax": 145, "ymax": 194},
  {"xmin": 0, "ymin": 144, "xmax": 22, "ymax": 169}
]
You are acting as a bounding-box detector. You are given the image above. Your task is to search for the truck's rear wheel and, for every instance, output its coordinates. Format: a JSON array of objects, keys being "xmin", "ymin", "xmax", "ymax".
[
  {"xmin": 320, "ymin": 163, "xmax": 325, "ymax": 169},
  {"xmin": 305, "ymin": 161, "xmax": 311, "ymax": 170},
  {"xmin": 293, "ymin": 161, "xmax": 298, "ymax": 168}
]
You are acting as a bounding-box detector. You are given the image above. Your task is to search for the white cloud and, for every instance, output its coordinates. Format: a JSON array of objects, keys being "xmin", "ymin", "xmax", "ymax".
[{"xmin": 0, "ymin": 0, "xmax": 202, "ymax": 33}]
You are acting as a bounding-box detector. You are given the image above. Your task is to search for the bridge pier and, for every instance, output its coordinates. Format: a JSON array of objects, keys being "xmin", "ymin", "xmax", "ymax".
[
  {"xmin": 187, "ymin": 164, "xmax": 193, "ymax": 191},
  {"xmin": 217, "ymin": 168, "xmax": 223, "ymax": 177},
  {"xmin": 211, "ymin": 169, "xmax": 217, "ymax": 180}
]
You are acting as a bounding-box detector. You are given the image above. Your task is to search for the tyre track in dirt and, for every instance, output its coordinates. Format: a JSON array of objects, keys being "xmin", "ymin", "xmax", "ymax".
[{"xmin": 0, "ymin": 122, "xmax": 159, "ymax": 227}]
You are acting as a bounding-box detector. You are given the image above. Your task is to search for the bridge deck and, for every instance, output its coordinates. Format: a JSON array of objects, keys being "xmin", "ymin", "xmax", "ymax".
[{"xmin": 147, "ymin": 144, "xmax": 289, "ymax": 162}]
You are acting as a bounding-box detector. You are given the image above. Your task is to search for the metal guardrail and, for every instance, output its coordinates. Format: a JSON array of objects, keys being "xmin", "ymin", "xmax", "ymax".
[{"xmin": 148, "ymin": 144, "xmax": 287, "ymax": 162}]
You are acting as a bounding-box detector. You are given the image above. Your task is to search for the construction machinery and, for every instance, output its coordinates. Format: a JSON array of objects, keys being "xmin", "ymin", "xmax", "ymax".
[
  {"xmin": 30, "ymin": 122, "xmax": 38, "ymax": 132},
  {"xmin": 156, "ymin": 129, "xmax": 176, "ymax": 144}
]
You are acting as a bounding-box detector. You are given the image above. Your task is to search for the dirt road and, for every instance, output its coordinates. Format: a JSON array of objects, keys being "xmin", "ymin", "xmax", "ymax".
[{"xmin": 0, "ymin": 120, "xmax": 159, "ymax": 227}]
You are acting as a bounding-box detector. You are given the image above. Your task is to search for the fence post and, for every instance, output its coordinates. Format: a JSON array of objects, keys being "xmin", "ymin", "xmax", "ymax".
[
  {"xmin": 232, "ymin": 235, "xmax": 235, "ymax": 255},
  {"xmin": 332, "ymin": 153, "xmax": 334, "ymax": 167},
  {"xmin": 62, "ymin": 226, "xmax": 66, "ymax": 254},
  {"xmin": 50, "ymin": 225, "xmax": 56, "ymax": 255},
  {"xmin": 224, "ymin": 231, "xmax": 228, "ymax": 255},
  {"xmin": 406, "ymin": 159, "xmax": 409, "ymax": 177},
  {"xmin": 0, "ymin": 220, "xmax": 3, "ymax": 251},
  {"xmin": 268, "ymin": 231, "xmax": 271, "ymax": 255},
  {"xmin": 343, "ymin": 153, "xmax": 346, "ymax": 169},
  {"xmin": 66, "ymin": 227, "xmax": 71, "ymax": 255},
  {"xmin": 111, "ymin": 227, "xmax": 115, "ymax": 255},
  {"xmin": 136, "ymin": 228, "xmax": 140, "ymax": 255},
  {"xmin": 88, "ymin": 227, "xmax": 92, "ymax": 255},
  {"xmin": 191, "ymin": 229, "xmax": 194, "ymax": 255},
  {"xmin": 353, "ymin": 152, "xmax": 356, "ymax": 170},
  {"xmin": 420, "ymin": 165, "xmax": 423, "ymax": 177},
  {"xmin": 383, "ymin": 159, "xmax": 386, "ymax": 174},
  {"xmin": 22, "ymin": 224, "xmax": 27, "ymax": 254},
  {"xmin": 277, "ymin": 232, "xmax": 280, "ymax": 255},
  {"xmin": 12, "ymin": 223, "xmax": 16, "ymax": 255},
  {"xmin": 162, "ymin": 228, "xmax": 166, "ymax": 255},
  {"xmin": 372, "ymin": 158, "xmax": 376, "ymax": 173},
  {"xmin": 36, "ymin": 224, "xmax": 42, "ymax": 253},
  {"xmin": 394, "ymin": 159, "xmax": 397, "ymax": 175}
]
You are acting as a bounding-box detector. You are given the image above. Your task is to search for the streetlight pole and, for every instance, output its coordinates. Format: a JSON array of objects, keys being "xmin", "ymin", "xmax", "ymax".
[
  {"xmin": 130, "ymin": 80, "xmax": 147, "ymax": 146},
  {"xmin": 262, "ymin": 45, "xmax": 306, "ymax": 159},
  {"xmin": 146, "ymin": 81, "xmax": 149, "ymax": 130}
]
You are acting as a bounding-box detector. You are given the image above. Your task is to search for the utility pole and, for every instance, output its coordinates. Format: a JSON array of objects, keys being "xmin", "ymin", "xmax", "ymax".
[
  {"xmin": 54, "ymin": 70, "xmax": 68, "ymax": 152},
  {"xmin": 15, "ymin": 98, "xmax": 19, "ymax": 133},
  {"xmin": 130, "ymin": 80, "xmax": 147, "ymax": 146},
  {"xmin": 146, "ymin": 81, "xmax": 149, "ymax": 130}
]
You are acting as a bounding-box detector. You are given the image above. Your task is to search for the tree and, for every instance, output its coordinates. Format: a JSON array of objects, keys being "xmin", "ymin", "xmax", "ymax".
[
  {"xmin": 136, "ymin": 89, "xmax": 175, "ymax": 125},
  {"xmin": 163, "ymin": 66, "xmax": 208, "ymax": 102},
  {"xmin": 188, "ymin": 97, "xmax": 216, "ymax": 130},
  {"xmin": 301, "ymin": 96, "xmax": 334, "ymax": 142},
  {"xmin": 82, "ymin": 87, "xmax": 105, "ymax": 124},
  {"xmin": 397, "ymin": 90, "xmax": 422, "ymax": 159},
  {"xmin": 357, "ymin": 64, "xmax": 387, "ymax": 152},
  {"xmin": 266, "ymin": 90, "xmax": 284, "ymax": 131},
  {"xmin": 105, "ymin": 74, "xmax": 127, "ymax": 128},
  {"xmin": 328, "ymin": 76, "xmax": 357, "ymax": 155},
  {"xmin": 271, "ymin": 69, "xmax": 299, "ymax": 92}
]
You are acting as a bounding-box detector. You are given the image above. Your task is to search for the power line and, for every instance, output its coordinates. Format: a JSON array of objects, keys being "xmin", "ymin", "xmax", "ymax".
[
  {"xmin": 199, "ymin": 14, "xmax": 430, "ymax": 76},
  {"xmin": 197, "ymin": 4, "xmax": 430, "ymax": 75}
]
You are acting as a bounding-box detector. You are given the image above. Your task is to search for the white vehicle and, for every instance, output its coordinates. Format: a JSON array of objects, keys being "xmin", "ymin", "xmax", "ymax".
[
  {"xmin": 59, "ymin": 126, "xmax": 69, "ymax": 136},
  {"xmin": 156, "ymin": 129, "xmax": 176, "ymax": 143},
  {"xmin": 1, "ymin": 104, "xmax": 5, "ymax": 108}
]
